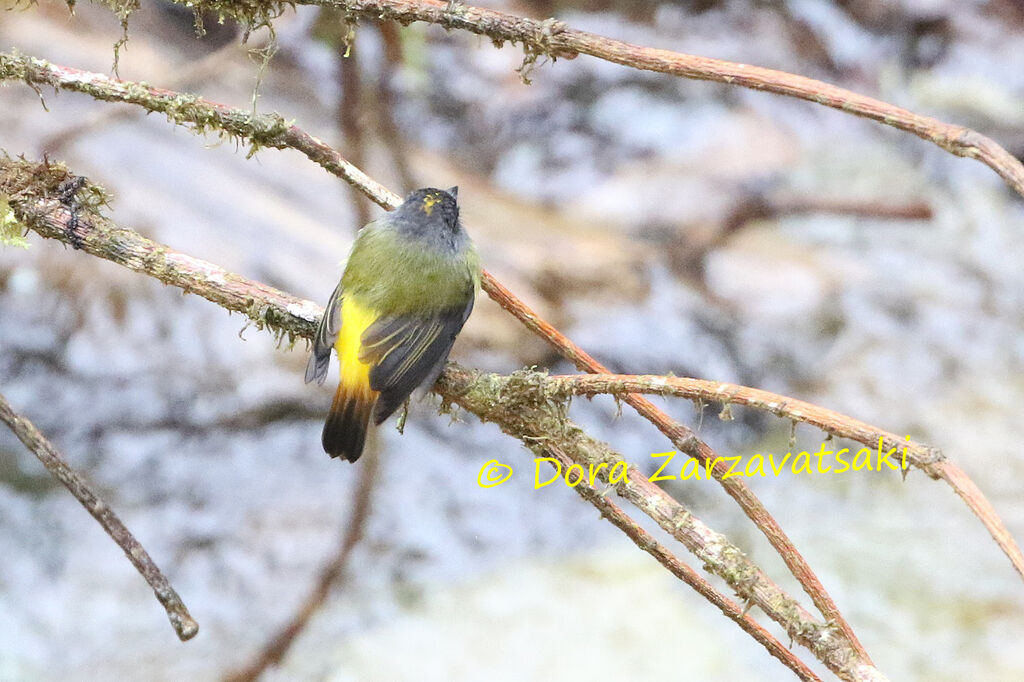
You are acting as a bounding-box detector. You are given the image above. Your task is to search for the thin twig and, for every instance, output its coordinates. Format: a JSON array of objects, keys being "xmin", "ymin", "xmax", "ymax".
[
  {"xmin": 223, "ymin": 445, "xmax": 380, "ymax": 682},
  {"xmin": 331, "ymin": 14, "xmax": 373, "ymax": 229},
  {"xmin": 373, "ymin": 20, "xmax": 418, "ymax": 192},
  {"xmin": 0, "ymin": 392, "xmax": 198, "ymax": 641},
  {"xmin": 722, "ymin": 195, "xmax": 934, "ymax": 235},
  {"xmin": 766, "ymin": 197, "xmax": 934, "ymax": 221}
]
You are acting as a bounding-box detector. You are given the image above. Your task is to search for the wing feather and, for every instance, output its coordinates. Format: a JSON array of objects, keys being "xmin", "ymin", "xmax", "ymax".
[
  {"xmin": 361, "ymin": 295, "xmax": 475, "ymax": 424},
  {"xmin": 304, "ymin": 279, "xmax": 345, "ymax": 385}
]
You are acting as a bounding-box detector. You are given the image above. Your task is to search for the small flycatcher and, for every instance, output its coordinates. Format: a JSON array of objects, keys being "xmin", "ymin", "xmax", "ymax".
[{"xmin": 306, "ymin": 187, "xmax": 480, "ymax": 462}]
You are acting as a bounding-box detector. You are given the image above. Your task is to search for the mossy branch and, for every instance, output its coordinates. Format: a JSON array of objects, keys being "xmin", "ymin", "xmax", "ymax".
[
  {"xmin": 0, "ymin": 51, "xmax": 397, "ymax": 209},
  {"xmin": 439, "ymin": 366, "xmax": 872, "ymax": 681},
  {"xmin": 0, "ymin": 153, "xmax": 319, "ymax": 344}
]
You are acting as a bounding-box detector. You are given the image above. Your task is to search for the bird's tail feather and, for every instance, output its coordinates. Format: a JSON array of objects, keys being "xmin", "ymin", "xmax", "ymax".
[{"xmin": 322, "ymin": 381, "xmax": 376, "ymax": 462}]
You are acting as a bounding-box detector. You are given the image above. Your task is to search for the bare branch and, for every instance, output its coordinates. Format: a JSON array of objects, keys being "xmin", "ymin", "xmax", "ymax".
[
  {"xmin": 0, "ymin": 392, "xmax": 199, "ymax": 641},
  {"xmin": 721, "ymin": 195, "xmax": 934, "ymax": 236}
]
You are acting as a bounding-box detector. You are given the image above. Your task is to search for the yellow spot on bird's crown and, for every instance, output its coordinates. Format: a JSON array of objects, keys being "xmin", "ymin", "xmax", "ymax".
[{"xmin": 422, "ymin": 192, "xmax": 441, "ymax": 215}]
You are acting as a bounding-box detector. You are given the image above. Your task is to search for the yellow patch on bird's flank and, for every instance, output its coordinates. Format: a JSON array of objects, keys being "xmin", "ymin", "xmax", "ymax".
[
  {"xmin": 335, "ymin": 297, "xmax": 377, "ymax": 394},
  {"xmin": 422, "ymin": 192, "xmax": 441, "ymax": 215}
]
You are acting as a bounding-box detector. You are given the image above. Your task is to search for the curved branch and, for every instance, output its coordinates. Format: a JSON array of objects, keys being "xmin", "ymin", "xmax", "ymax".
[
  {"xmin": 224, "ymin": 447, "xmax": 381, "ymax": 682},
  {"xmin": 0, "ymin": 392, "xmax": 198, "ymax": 641},
  {"xmin": 545, "ymin": 372, "xmax": 1024, "ymax": 579}
]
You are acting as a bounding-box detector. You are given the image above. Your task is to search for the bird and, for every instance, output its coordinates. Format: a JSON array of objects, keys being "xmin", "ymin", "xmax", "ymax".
[{"xmin": 305, "ymin": 187, "xmax": 480, "ymax": 462}]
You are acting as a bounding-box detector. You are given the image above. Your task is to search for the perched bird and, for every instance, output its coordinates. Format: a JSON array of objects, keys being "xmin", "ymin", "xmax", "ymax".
[{"xmin": 305, "ymin": 187, "xmax": 480, "ymax": 462}]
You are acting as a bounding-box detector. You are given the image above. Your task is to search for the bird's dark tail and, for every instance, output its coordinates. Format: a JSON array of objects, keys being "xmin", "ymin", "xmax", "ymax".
[{"xmin": 322, "ymin": 381, "xmax": 376, "ymax": 462}]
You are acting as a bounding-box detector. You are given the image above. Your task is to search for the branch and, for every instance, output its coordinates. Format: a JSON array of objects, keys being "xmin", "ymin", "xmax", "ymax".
[
  {"xmin": 167, "ymin": 0, "xmax": 1024, "ymax": 198},
  {"xmin": 1, "ymin": 155, "xmax": 885, "ymax": 681},
  {"xmin": 721, "ymin": 195, "xmax": 934, "ymax": 236},
  {"xmin": 582, "ymin": 495, "xmax": 823, "ymax": 682},
  {"xmin": 0, "ymin": 52, "xmax": 398, "ymax": 211},
  {"xmin": 0, "ymin": 392, "xmax": 199, "ymax": 641},
  {"xmin": 544, "ymin": 372, "xmax": 1024, "ymax": 580},
  {"xmin": 0, "ymin": 52, "xmax": 873, "ymax": 661},
  {"xmin": 224, "ymin": 446, "xmax": 380, "ymax": 682},
  {"xmin": 41, "ymin": 34, "xmax": 271, "ymax": 154}
]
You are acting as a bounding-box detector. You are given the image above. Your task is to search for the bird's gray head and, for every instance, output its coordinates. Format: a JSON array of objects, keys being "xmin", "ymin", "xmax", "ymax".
[{"xmin": 392, "ymin": 187, "xmax": 461, "ymax": 235}]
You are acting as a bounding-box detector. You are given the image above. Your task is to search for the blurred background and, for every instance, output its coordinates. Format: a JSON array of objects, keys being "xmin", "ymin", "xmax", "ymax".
[{"xmin": 2, "ymin": 0, "xmax": 1024, "ymax": 680}]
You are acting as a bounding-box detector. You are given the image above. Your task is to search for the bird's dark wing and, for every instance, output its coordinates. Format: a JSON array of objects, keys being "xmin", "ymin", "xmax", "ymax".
[
  {"xmin": 360, "ymin": 295, "xmax": 475, "ymax": 424},
  {"xmin": 304, "ymin": 279, "xmax": 345, "ymax": 385}
]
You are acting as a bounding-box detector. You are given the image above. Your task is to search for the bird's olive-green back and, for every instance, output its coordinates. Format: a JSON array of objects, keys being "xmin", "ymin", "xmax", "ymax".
[{"xmin": 341, "ymin": 219, "xmax": 480, "ymax": 315}]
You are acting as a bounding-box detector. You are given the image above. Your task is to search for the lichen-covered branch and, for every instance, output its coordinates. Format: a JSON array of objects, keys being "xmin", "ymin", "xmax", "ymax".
[
  {"xmin": 137, "ymin": 0, "xmax": 1024, "ymax": 198},
  {"xmin": 0, "ymin": 153, "xmax": 320, "ymax": 343},
  {"xmin": 1, "ymin": 155, "xmax": 884, "ymax": 681},
  {"xmin": 0, "ymin": 51, "xmax": 397, "ymax": 211},
  {"xmin": 0, "ymin": 392, "xmax": 199, "ymax": 642},
  {"xmin": 551, "ymin": 373, "xmax": 944, "ymax": 470},
  {"xmin": 481, "ymin": 277, "xmax": 879, "ymax": 661},
  {"xmin": 0, "ymin": 53, "xmax": 872, "ymax": 660}
]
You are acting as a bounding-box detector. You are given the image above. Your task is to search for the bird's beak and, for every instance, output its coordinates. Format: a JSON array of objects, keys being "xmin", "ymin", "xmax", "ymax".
[{"xmin": 447, "ymin": 186, "xmax": 459, "ymax": 199}]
